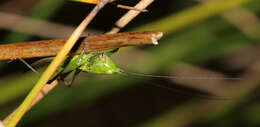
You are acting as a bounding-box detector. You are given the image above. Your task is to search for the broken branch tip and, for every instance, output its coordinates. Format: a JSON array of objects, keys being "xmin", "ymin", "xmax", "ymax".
[{"xmin": 152, "ymin": 32, "xmax": 163, "ymax": 45}]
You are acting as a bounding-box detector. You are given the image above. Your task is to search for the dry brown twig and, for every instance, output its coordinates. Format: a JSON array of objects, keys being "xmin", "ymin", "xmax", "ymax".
[
  {"xmin": 3, "ymin": 0, "xmax": 155, "ymax": 125},
  {"xmin": 0, "ymin": 31, "xmax": 162, "ymax": 60},
  {"xmin": 116, "ymin": 4, "xmax": 148, "ymax": 12},
  {"xmin": 108, "ymin": 0, "xmax": 154, "ymax": 34}
]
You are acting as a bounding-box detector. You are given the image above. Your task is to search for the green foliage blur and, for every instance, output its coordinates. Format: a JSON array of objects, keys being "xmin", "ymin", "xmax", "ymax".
[{"xmin": 0, "ymin": 0, "xmax": 260, "ymax": 127}]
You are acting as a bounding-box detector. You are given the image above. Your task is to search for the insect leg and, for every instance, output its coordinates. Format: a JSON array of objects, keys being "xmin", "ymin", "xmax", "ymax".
[
  {"xmin": 31, "ymin": 57, "xmax": 55, "ymax": 67},
  {"xmin": 8, "ymin": 57, "xmax": 41, "ymax": 77},
  {"xmin": 76, "ymin": 40, "xmax": 87, "ymax": 66},
  {"xmin": 62, "ymin": 69, "xmax": 81, "ymax": 87}
]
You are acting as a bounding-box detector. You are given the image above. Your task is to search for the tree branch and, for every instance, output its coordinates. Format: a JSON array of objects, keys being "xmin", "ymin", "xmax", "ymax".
[{"xmin": 0, "ymin": 31, "xmax": 162, "ymax": 60}]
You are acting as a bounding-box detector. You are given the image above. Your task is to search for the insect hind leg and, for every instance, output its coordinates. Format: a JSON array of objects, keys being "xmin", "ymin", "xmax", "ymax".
[
  {"xmin": 62, "ymin": 69, "xmax": 81, "ymax": 87},
  {"xmin": 50, "ymin": 69, "xmax": 81, "ymax": 87}
]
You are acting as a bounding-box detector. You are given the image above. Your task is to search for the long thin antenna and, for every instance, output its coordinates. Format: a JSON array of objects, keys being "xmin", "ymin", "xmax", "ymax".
[
  {"xmin": 118, "ymin": 69, "xmax": 245, "ymax": 101},
  {"xmin": 119, "ymin": 69, "xmax": 242, "ymax": 80}
]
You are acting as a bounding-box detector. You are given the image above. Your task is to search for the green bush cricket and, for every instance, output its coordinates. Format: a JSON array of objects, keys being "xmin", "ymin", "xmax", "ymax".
[{"xmin": 49, "ymin": 50, "xmax": 121, "ymax": 86}]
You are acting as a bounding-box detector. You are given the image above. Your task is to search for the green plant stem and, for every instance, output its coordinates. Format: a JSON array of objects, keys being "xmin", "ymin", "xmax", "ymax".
[{"xmin": 6, "ymin": 0, "xmax": 110, "ymax": 127}]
